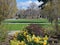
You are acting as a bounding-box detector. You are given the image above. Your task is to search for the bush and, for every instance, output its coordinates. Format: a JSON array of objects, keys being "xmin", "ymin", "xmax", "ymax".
[
  {"xmin": 26, "ymin": 24, "xmax": 45, "ymax": 36},
  {"xmin": 44, "ymin": 26, "xmax": 56, "ymax": 36}
]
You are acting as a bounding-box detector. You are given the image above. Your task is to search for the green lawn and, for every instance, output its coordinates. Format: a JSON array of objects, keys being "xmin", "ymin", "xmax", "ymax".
[
  {"xmin": 58, "ymin": 19, "xmax": 60, "ymax": 23},
  {"xmin": 3, "ymin": 18, "xmax": 60, "ymax": 31},
  {"xmin": 3, "ymin": 18, "xmax": 49, "ymax": 23},
  {"xmin": 4, "ymin": 24, "xmax": 29, "ymax": 31},
  {"xmin": 4, "ymin": 23, "xmax": 53, "ymax": 30}
]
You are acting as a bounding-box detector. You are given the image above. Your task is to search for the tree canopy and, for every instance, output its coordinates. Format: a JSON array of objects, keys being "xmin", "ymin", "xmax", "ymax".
[
  {"xmin": 0, "ymin": 0, "xmax": 17, "ymax": 22},
  {"xmin": 38, "ymin": 0, "xmax": 52, "ymax": 9}
]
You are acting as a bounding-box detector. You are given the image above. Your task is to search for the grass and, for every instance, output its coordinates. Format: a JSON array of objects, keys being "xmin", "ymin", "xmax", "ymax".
[
  {"xmin": 4, "ymin": 23, "xmax": 53, "ymax": 30},
  {"xmin": 3, "ymin": 18, "xmax": 60, "ymax": 31},
  {"xmin": 4, "ymin": 23, "xmax": 60, "ymax": 31},
  {"xmin": 58, "ymin": 19, "xmax": 60, "ymax": 23},
  {"xmin": 3, "ymin": 18, "xmax": 49, "ymax": 23},
  {"xmin": 4, "ymin": 24, "xmax": 29, "ymax": 31}
]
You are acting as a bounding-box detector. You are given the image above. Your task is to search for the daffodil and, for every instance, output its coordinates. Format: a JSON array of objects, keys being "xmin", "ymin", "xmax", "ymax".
[
  {"xmin": 32, "ymin": 34, "xmax": 36, "ymax": 39},
  {"xmin": 26, "ymin": 35, "xmax": 32, "ymax": 42},
  {"xmin": 20, "ymin": 41, "xmax": 26, "ymax": 45},
  {"xmin": 37, "ymin": 36, "xmax": 42, "ymax": 40},
  {"xmin": 39, "ymin": 41, "xmax": 44, "ymax": 44},
  {"xmin": 10, "ymin": 30, "xmax": 49, "ymax": 45},
  {"xmin": 23, "ymin": 31, "xmax": 28, "ymax": 36},
  {"xmin": 34, "ymin": 37, "xmax": 40, "ymax": 43},
  {"xmin": 14, "ymin": 32, "xmax": 19, "ymax": 37},
  {"xmin": 43, "ymin": 42, "xmax": 46, "ymax": 45},
  {"xmin": 32, "ymin": 34, "xmax": 40, "ymax": 43},
  {"xmin": 10, "ymin": 40, "xmax": 19, "ymax": 45},
  {"xmin": 43, "ymin": 40, "xmax": 47, "ymax": 45},
  {"xmin": 43, "ymin": 35, "xmax": 48, "ymax": 40}
]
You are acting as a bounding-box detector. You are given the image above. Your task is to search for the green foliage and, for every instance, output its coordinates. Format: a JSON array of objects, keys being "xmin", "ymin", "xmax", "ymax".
[{"xmin": 17, "ymin": 33, "xmax": 27, "ymax": 41}]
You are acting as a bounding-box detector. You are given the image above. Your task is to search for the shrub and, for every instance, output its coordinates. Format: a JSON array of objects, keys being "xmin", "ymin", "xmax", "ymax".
[
  {"xmin": 26, "ymin": 24, "xmax": 45, "ymax": 36},
  {"xmin": 44, "ymin": 26, "xmax": 56, "ymax": 37}
]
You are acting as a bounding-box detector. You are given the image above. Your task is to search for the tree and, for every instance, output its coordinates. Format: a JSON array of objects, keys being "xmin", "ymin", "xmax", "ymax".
[
  {"xmin": 17, "ymin": 2, "xmax": 41, "ymax": 19},
  {"xmin": 52, "ymin": 0, "xmax": 59, "ymax": 33},
  {"xmin": 0, "ymin": 0, "xmax": 17, "ymax": 44},
  {"xmin": 26, "ymin": 2, "xmax": 40, "ymax": 19},
  {"xmin": 38, "ymin": 0, "xmax": 49, "ymax": 9},
  {"xmin": 0, "ymin": 0, "xmax": 17, "ymax": 21},
  {"xmin": 41, "ymin": 1, "xmax": 54, "ymax": 23},
  {"xmin": 28, "ymin": 2, "xmax": 37, "ymax": 9},
  {"xmin": 0, "ymin": 0, "xmax": 9, "ymax": 23},
  {"xmin": 0, "ymin": 0, "xmax": 8, "ymax": 44},
  {"xmin": 7, "ymin": 0, "xmax": 17, "ymax": 18},
  {"xmin": 38, "ymin": 0, "xmax": 60, "ymax": 32}
]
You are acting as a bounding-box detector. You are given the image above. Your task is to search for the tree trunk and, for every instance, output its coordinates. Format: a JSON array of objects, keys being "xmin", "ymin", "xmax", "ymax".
[
  {"xmin": 53, "ymin": 0, "xmax": 58, "ymax": 31},
  {"xmin": 55, "ymin": 16, "xmax": 58, "ymax": 31}
]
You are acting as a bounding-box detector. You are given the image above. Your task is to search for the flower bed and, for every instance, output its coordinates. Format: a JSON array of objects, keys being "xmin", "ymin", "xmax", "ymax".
[{"xmin": 10, "ymin": 30, "xmax": 49, "ymax": 45}]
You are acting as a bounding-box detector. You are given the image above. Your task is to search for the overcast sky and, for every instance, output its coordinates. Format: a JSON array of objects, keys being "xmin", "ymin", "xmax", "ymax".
[{"xmin": 16, "ymin": 0, "xmax": 43, "ymax": 9}]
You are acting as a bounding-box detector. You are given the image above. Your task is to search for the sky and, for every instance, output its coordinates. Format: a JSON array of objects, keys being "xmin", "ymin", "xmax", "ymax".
[{"xmin": 16, "ymin": 0, "xmax": 43, "ymax": 9}]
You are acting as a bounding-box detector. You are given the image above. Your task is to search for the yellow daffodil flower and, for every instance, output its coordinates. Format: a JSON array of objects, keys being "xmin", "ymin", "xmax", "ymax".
[
  {"xmin": 14, "ymin": 32, "xmax": 19, "ymax": 37},
  {"xmin": 33, "ymin": 37, "xmax": 40, "ymax": 43},
  {"xmin": 37, "ymin": 36, "xmax": 42, "ymax": 40},
  {"xmin": 10, "ymin": 40, "xmax": 19, "ymax": 45},
  {"xmin": 20, "ymin": 41, "xmax": 26, "ymax": 45},
  {"xmin": 26, "ymin": 35, "xmax": 32, "ymax": 42},
  {"xmin": 43, "ymin": 40, "xmax": 47, "ymax": 45},
  {"xmin": 43, "ymin": 35, "xmax": 48, "ymax": 40},
  {"xmin": 23, "ymin": 31, "xmax": 28, "ymax": 36}
]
